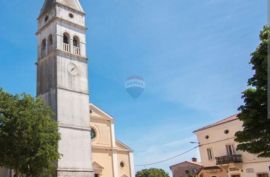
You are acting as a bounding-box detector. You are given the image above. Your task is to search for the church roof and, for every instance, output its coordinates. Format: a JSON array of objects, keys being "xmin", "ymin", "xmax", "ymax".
[
  {"xmin": 90, "ymin": 103, "xmax": 114, "ymax": 122},
  {"xmin": 39, "ymin": 0, "xmax": 84, "ymax": 17},
  {"xmin": 116, "ymin": 140, "xmax": 133, "ymax": 152}
]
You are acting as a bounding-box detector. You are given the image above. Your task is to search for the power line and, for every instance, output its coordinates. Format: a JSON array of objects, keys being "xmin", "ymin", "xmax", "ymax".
[
  {"xmin": 135, "ymin": 137, "xmax": 236, "ymax": 167},
  {"xmin": 135, "ymin": 146, "xmax": 199, "ymax": 167}
]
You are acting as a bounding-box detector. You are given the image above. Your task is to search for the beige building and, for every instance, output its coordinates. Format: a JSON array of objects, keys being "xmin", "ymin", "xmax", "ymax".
[
  {"xmin": 194, "ymin": 115, "xmax": 270, "ymax": 177},
  {"xmin": 90, "ymin": 104, "xmax": 135, "ymax": 177}
]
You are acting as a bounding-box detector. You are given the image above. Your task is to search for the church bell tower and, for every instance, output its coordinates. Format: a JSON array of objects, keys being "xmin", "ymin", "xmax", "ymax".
[{"xmin": 36, "ymin": 0, "xmax": 94, "ymax": 177}]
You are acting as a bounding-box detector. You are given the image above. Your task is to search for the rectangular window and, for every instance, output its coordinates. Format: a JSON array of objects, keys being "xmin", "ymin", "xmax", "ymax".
[
  {"xmin": 207, "ymin": 148, "xmax": 213, "ymax": 160},
  {"xmin": 257, "ymin": 173, "xmax": 269, "ymax": 177},
  {"xmin": 226, "ymin": 144, "xmax": 235, "ymax": 156}
]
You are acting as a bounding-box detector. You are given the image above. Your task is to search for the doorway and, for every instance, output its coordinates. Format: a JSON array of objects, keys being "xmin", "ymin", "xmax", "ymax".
[
  {"xmin": 95, "ymin": 174, "xmax": 99, "ymax": 177},
  {"xmin": 231, "ymin": 175, "xmax": 241, "ymax": 177}
]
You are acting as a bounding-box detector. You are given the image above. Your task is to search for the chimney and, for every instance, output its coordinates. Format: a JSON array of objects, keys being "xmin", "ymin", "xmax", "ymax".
[{"xmin": 192, "ymin": 157, "xmax": 197, "ymax": 162}]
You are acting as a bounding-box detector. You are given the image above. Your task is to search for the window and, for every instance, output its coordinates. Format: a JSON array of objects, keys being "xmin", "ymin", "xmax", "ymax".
[
  {"xmin": 91, "ymin": 127, "xmax": 97, "ymax": 140},
  {"xmin": 73, "ymin": 36, "xmax": 80, "ymax": 47},
  {"xmin": 73, "ymin": 36, "xmax": 80, "ymax": 55},
  {"xmin": 224, "ymin": 129, "xmax": 229, "ymax": 134},
  {"xmin": 41, "ymin": 39, "xmax": 46, "ymax": 50},
  {"xmin": 63, "ymin": 33, "xmax": 70, "ymax": 52},
  {"xmin": 226, "ymin": 144, "xmax": 235, "ymax": 156},
  {"xmin": 44, "ymin": 15, "xmax": 49, "ymax": 22},
  {"xmin": 207, "ymin": 148, "xmax": 213, "ymax": 160},
  {"xmin": 191, "ymin": 168, "xmax": 197, "ymax": 173},
  {"xmin": 205, "ymin": 135, "xmax": 209, "ymax": 139},
  {"xmin": 48, "ymin": 34, "xmax": 53, "ymax": 46},
  {"xmin": 69, "ymin": 13, "xmax": 74, "ymax": 18},
  {"xmin": 63, "ymin": 33, "xmax": 70, "ymax": 44},
  {"xmin": 257, "ymin": 173, "xmax": 269, "ymax": 177},
  {"xmin": 41, "ymin": 39, "xmax": 47, "ymax": 57},
  {"xmin": 120, "ymin": 161, "xmax": 125, "ymax": 168},
  {"xmin": 94, "ymin": 174, "xmax": 99, "ymax": 177}
]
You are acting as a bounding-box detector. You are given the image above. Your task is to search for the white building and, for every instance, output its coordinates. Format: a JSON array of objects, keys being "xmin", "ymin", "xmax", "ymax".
[{"xmin": 37, "ymin": 0, "xmax": 93, "ymax": 176}]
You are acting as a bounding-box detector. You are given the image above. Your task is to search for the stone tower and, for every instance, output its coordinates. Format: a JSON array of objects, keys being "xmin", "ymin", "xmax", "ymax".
[{"xmin": 36, "ymin": 0, "xmax": 93, "ymax": 177}]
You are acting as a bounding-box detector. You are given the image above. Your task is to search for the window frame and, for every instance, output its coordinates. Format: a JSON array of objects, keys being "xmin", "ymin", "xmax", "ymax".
[
  {"xmin": 257, "ymin": 173, "xmax": 269, "ymax": 177},
  {"xmin": 63, "ymin": 32, "xmax": 70, "ymax": 44},
  {"xmin": 226, "ymin": 144, "xmax": 235, "ymax": 156},
  {"xmin": 48, "ymin": 34, "xmax": 53, "ymax": 46},
  {"xmin": 73, "ymin": 36, "xmax": 80, "ymax": 47},
  {"xmin": 207, "ymin": 148, "xmax": 213, "ymax": 160}
]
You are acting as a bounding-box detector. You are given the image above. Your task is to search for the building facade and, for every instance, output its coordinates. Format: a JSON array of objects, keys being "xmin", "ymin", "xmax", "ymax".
[
  {"xmin": 170, "ymin": 159, "xmax": 202, "ymax": 177},
  {"xmin": 90, "ymin": 104, "xmax": 135, "ymax": 177},
  {"xmin": 194, "ymin": 115, "xmax": 270, "ymax": 177},
  {"xmin": 37, "ymin": 0, "xmax": 93, "ymax": 177}
]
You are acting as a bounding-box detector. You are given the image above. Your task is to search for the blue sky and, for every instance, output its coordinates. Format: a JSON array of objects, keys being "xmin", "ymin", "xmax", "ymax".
[{"xmin": 0, "ymin": 0, "xmax": 267, "ymax": 175}]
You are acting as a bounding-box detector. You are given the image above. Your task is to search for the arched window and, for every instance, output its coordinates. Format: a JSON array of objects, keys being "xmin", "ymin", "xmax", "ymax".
[
  {"xmin": 73, "ymin": 36, "xmax": 80, "ymax": 55},
  {"xmin": 48, "ymin": 34, "xmax": 53, "ymax": 45},
  {"xmin": 73, "ymin": 36, "xmax": 80, "ymax": 47},
  {"xmin": 41, "ymin": 39, "xmax": 47, "ymax": 57},
  {"xmin": 48, "ymin": 34, "xmax": 53, "ymax": 52},
  {"xmin": 63, "ymin": 33, "xmax": 70, "ymax": 44},
  {"xmin": 63, "ymin": 33, "xmax": 70, "ymax": 52}
]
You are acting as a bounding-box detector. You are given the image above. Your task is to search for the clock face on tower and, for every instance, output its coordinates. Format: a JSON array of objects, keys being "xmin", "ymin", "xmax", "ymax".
[{"xmin": 68, "ymin": 63, "xmax": 79, "ymax": 76}]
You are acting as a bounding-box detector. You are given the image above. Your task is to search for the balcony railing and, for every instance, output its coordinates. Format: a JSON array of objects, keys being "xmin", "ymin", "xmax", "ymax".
[
  {"xmin": 62, "ymin": 43, "xmax": 81, "ymax": 56},
  {"xmin": 63, "ymin": 43, "xmax": 70, "ymax": 52},
  {"xmin": 216, "ymin": 154, "xmax": 242, "ymax": 165},
  {"xmin": 73, "ymin": 46, "xmax": 80, "ymax": 55}
]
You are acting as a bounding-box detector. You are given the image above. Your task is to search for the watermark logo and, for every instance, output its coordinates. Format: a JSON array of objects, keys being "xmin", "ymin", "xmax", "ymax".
[{"xmin": 125, "ymin": 76, "xmax": 145, "ymax": 99}]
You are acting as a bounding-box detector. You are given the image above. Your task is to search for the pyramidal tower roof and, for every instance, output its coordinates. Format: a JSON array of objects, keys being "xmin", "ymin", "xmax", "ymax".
[{"xmin": 39, "ymin": 0, "xmax": 84, "ymax": 17}]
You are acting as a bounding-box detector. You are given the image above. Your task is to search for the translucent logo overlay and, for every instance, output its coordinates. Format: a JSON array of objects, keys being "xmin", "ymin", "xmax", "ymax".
[{"xmin": 125, "ymin": 76, "xmax": 145, "ymax": 99}]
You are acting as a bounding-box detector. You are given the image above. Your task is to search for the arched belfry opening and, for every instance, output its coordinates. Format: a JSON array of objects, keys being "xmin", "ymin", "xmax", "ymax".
[
  {"xmin": 63, "ymin": 32, "xmax": 70, "ymax": 52},
  {"xmin": 73, "ymin": 36, "xmax": 80, "ymax": 55},
  {"xmin": 41, "ymin": 38, "xmax": 47, "ymax": 57},
  {"xmin": 48, "ymin": 34, "xmax": 53, "ymax": 52}
]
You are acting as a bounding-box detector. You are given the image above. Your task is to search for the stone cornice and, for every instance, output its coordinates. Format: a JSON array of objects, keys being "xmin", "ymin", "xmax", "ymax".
[
  {"xmin": 36, "ymin": 16, "xmax": 87, "ymax": 35},
  {"xmin": 92, "ymin": 145, "xmax": 131, "ymax": 153},
  {"xmin": 57, "ymin": 168, "xmax": 93, "ymax": 173},
  {"xmin": 56, "ymin": 49, "xmax": 88, "ymax": 63},
  {"xmin": 36, "ymin": 49, "xmax": 88, "ymax": 64},
  {"xmin": 59, "ymin": 123, "xmax": 91, "ymax": 131}
]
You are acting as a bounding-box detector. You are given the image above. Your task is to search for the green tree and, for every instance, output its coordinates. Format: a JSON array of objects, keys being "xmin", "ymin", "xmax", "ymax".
[
  {"xmin": 136, "ymin": 168, "xmax": 170, "ymax": 177},
  {"xmin": 0, "ymin": 89, "xmax": 60, "ymax": 177},
  {"xmin": 235, "ymin": 26, "xmax": 270, "ymax": 157}
]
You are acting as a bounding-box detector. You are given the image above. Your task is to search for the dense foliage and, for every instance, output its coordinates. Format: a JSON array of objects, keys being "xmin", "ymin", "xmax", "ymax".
[
  {"xmin": 136, "ymin": 168, "xmax": 170, "ymax": 177},
  {"xmin": 0, "ymin": 89, "xmax": 60, "ymax": 177},
  {"xmin": 235, "ymin": 26, "xmax": 270, "ymax": 157}
]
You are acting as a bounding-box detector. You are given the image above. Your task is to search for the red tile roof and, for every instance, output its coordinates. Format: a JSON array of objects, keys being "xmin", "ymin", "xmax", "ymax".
[
  {"xmin": 193, "ymin": 114, "xmax": 238, "ymax": 133},
  {"xmin": 170, "ymin": 161, "xmax": 202, "ymax": 169}
]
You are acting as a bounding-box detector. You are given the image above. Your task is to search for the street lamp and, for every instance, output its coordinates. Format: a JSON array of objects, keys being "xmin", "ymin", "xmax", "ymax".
[{"xmin": 190, "ymin": 141, "xmax": 201, "ymax": 146}]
